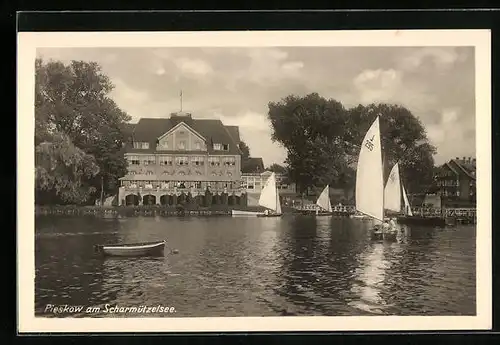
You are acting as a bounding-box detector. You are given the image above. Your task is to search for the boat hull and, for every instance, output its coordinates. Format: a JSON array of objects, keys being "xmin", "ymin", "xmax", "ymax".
[
  {"xmin": 397, "ymin": 216, "xmax": 446, "ymax": 227},
  {"xmin": 371, "ymin": 231, "xmax": 397, "ymax": 241},
  {"xmin": 96, "ymin": 240, "xmax": 166, "ymax": 257},
  {"xmin": 256, "ymin": 213, "xmax": 282, "ymax": 218},
  {"xmin": 231, "ymin": 210, "xmax": 263, "ymax": 217}
]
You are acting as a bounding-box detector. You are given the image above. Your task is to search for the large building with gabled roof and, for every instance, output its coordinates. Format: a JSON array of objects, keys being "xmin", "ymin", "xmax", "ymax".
[
  {"xmin": 118, "ymin": 111, "xmax": 245, "ymax": 206},
  {"xmin": 434, "ymin": 156, "xmax": 476, "ymax": 203}
]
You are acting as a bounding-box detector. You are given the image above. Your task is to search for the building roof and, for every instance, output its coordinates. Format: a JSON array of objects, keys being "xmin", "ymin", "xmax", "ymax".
[
  {"xmin": 122, "ymin": 123, "xmax": 136, "ymax": 139},
  {"xmin": 127, "ymin": 116, "xmax": 241, "ymax": 155},
  {"xmin": 241, "ymin": 157, "xmax": 265, "ymax": 173},
  {"xmin": 450, "ymin": 159, "xmax": 476, "ymax": 180}
]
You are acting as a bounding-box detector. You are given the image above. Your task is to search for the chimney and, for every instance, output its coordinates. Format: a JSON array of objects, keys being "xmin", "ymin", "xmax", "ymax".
[{"xmin": 455, "ymin": 157, "xmax": 459, "ymax": 160}]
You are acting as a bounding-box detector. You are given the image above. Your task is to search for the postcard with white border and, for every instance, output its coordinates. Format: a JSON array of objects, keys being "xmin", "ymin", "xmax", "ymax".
[{"xmin": 18, "ymin": 29, "xmax": 492, "ymax": 333}]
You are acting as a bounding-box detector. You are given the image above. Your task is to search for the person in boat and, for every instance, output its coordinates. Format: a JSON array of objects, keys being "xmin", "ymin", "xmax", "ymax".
[
  {"xmin": 264, "ymin": 209, "xmax": 269, "ymax": 216},
  {"xmin": 387, "ymin": 217, "xmax": 398, "ymax": 233}
]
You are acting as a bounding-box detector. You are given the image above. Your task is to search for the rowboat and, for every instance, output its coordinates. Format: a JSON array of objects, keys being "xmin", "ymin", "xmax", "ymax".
[{"xmin": 94, "ymin": 240, "xmax": 166, "ymax": 257}]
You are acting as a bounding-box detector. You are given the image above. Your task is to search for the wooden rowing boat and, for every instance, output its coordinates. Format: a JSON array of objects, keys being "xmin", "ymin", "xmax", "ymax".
[{"xmin": 94, "ymin": 240, "xmax": 166, "ymax": 257}]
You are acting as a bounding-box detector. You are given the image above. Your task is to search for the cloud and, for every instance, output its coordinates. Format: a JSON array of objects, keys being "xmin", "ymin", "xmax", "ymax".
[
  {"xmin": 352, "ymin": 68, "xmax": 403, "ymax": 103},
  {"xmin": 399, "ymin": 47, "xmax": 461, "ymax": 71},
  {"xmin": 281, "ymin": 61, "xmax": 304, "ymax": 76},
  {"xmin": 174, "ymin": 57, "xmax": 213, "ymax": 76},
  {"xmin": 155, "ymin": 67, "xmax": 166, "ymax": 76}
]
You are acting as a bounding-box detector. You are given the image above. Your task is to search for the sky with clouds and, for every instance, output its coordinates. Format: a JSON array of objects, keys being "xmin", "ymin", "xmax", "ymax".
[{"xmin": 36, "ymin": 46, "xmax": 475, "ymax": 166}]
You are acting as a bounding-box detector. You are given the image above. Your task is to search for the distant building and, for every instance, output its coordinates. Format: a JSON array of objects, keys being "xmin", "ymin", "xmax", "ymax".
[
  {"xmin": 434, "ymin": 156, "xmax": 476, "ymax": 202},
  {"xmin": 118, "ymin": 111, "xmax": 244, "ymax": 206},
  {"xmin": 240, "ymin": 157, "xmax": 296, "ymax": 206}
]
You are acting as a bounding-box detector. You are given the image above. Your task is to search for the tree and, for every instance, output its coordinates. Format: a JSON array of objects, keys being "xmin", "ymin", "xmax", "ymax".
[
  {"xmin": 267, "ymin": 93, "xmax": 349, "ymax": 194},
  {"xmin": 35, "ymin": 132, "xmax": 100, "ymax": 204},
  {"xmin": 238, "ymin": 141, "xmax": 251, "ymax": 161},
  {"xmin": 267, "ymin": 93, "xmax": 436, "ymax": 195},
  {"xmin": 345, "ymin": 103, "xmax": 437, "ymax": 194},
  {"xmin": 35, "ymin": 58, "xmax": 132, "ymax": 202},
  {"xmin": 267, "ymin": 163, "xmax": 287, "ymax": 174}
]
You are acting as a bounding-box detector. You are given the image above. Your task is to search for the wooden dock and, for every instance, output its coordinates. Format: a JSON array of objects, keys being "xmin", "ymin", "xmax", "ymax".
[{"xmin": 293, "ymin": 204, "xmax": 477, "ymax": 224}]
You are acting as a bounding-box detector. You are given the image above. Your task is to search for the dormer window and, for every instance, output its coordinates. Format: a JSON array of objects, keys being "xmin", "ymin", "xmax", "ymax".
[
  {"xmin": 133, "ymin": 142, "xmax": 149, "ymax": 149},
  {"xmin": 213, "ymin": 143, "xmax": 229, "ymax": 151}
]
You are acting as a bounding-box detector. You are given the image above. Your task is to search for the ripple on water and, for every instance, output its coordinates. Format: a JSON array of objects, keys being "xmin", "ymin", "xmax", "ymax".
[{"xmin": 35, "ymin": 217, "xmax": 476, "ymax": 317}]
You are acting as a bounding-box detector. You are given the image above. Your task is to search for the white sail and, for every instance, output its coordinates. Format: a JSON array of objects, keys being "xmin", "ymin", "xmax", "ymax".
[
  {"xmin": 316, "ymin": 185, "xmax": 332, "ymax": 212},
  {"xmin": 384, "ymin": 163, "xmax": 402, "ymax": 212},
  {"xmin": 275, "ymin": 188, "xmax": 282, "ymax": 214},
  {"xmin": 355, "ymin": 116, "xmax": 384, "ymax": 222},
  {"xmin": 402, "ymin": 183, "xmax": 413, "ymax": 216},
  {"xmin": 259, "ymin": 172, "xmax": 279, "ymax": 213}
]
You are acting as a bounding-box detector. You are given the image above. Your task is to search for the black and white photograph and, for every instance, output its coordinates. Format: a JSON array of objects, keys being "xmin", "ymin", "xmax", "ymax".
[{"xmin": 17, "ymin": 30, "xmax": 491, "ymax": 332}]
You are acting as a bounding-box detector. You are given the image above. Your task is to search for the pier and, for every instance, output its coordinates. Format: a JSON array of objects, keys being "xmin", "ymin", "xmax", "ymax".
[{"xmin": 293, "ymin": 204, "xmax": 477, "ymax": 224}]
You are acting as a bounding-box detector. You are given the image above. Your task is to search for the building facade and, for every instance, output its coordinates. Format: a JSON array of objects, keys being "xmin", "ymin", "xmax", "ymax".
[
  {"xmin": 240, "ymin": 157, "xmax": 297, "ymax": 206},
  {"xmin": 434, "ymin": 156, "xmax": 476, "ymax": 202},
  {"xmin": 118, "ymin": 111, "xmax": 245, "ymax": 206}
]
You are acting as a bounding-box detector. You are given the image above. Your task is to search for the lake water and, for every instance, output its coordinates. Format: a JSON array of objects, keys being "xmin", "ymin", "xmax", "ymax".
[{"xmin": 35, "ymin": 215, "xmax": 476, "ymax": 317}]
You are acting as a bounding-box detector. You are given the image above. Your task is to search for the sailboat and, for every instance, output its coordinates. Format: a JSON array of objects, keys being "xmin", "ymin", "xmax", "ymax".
[
  {"xmin": 256, "ymin": 172, "xmax": 283, "ymax": 217},
  {"xmin": 386, "ymin": 164, "xmax": 445, "ymax": 227},
  {"xmin": 385, "ymin": 162, "xmax": 446, "ymax": 227},
  {"xmin": 354, "ymin": 116, "xmax": 398, "ymax": 240},
  {"xmin": 314, "ymin": 185, "xmax": 333, "ymax": 216},
  {"xmin": 231, "ymin": 172, "xmax": 282, "ymax": 217}
]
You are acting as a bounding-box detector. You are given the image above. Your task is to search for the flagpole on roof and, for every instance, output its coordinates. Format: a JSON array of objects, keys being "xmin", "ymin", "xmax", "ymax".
[{"xmin": 180, "ymin": 90, "xmax": 183, "ymax": 112}]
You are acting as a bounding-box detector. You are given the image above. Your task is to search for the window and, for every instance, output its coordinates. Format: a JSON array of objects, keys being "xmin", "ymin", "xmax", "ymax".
[
  {"xmin": 133, "ymin": 142, "xmax": 149, "ymax": 149},
  {"xmin": 194, "ymin": 181, "xmax": 202, "ymax": 189},
  {"xmin": 213, "ymin": 143, "xmax": 222, "ymax": 151},
  {"xmin": 175, "ymin": 156, "xmax": 189, "ymax": 166},
  {"xmin": 177, "ymin": 141, "xmax": 186, "ymax": 150},
  {"xmin": 195, "ymin": 141, "xmax": 202, "ymax": 150},
  {"xmin": 191, "ymin": 156, "xmax": 204, "ymax": 166},
  {"xmin": 143, "ymin": 155, "xmax": 156, "ymax": 165},
  {"xmin": 159, "ymin": 156, "xmax": 173, "ymax": 166},
  {"xmin": 157, "ymin": 141, "xmax": 168, "ymax": 150},
  {"xmin": 129, "ymin": 155, "xmax": 140, "ymax": 165},
  {"xmin": 146, "ymin": 170, "xmax": 154, "ymax": 176},
  {"xmin": 208, "ymin": 157, "xmax": 220, "ymax": 166},
  {"xmin": 223, "ymin": 157, "xmax": 236, "ymax": 166},
  {"xmin": 227, "ymin": 171, "xmax": 232, "ymax": 177},
  {"xmin": 222, "ymin": 144, "xmax": 229, "ymax": 151}
]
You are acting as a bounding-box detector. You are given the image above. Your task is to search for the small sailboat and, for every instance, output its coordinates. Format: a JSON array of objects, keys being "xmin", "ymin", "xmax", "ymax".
[
  {"xmin": 314, "ymin": 185, "xmax": 333, "ymax": 216},
  {"xmin": 385, "ymin": 163, "xmax": 446, "ymax": 227},
  {"xmin": 354, "ymin": 116, "xmax": 396, "ymax": 241},
  {"xmin": 231, "ymin": 172, "xmax": 282, "ymax": 217},
  {"xmin": 257, "ymin": 172, "xmax": 283, "ymax": 217}
]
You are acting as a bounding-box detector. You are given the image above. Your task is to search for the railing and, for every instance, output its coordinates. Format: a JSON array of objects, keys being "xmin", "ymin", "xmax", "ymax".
[
  {"xmin": 121, "ymin": 186, "xmax": 242, "ymax": 194},
  {"xmin": 293, "ymin": 204, "xmax": 477, "ymax": 218}
]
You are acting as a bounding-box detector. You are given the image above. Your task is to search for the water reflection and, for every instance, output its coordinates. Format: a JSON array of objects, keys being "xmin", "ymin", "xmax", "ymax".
[{"xmin": 35, "ymin": 215, "xmax": 476, "ymax": 317}]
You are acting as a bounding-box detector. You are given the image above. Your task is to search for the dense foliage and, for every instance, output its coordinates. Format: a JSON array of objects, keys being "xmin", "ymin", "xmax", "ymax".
[
  {"xmin": 35, "ymin": 58, "xmax": 131, "ymax": 205},
  {"xmin": 267, "ymin": 93, "xmax": 436, "ymax": 195}
]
